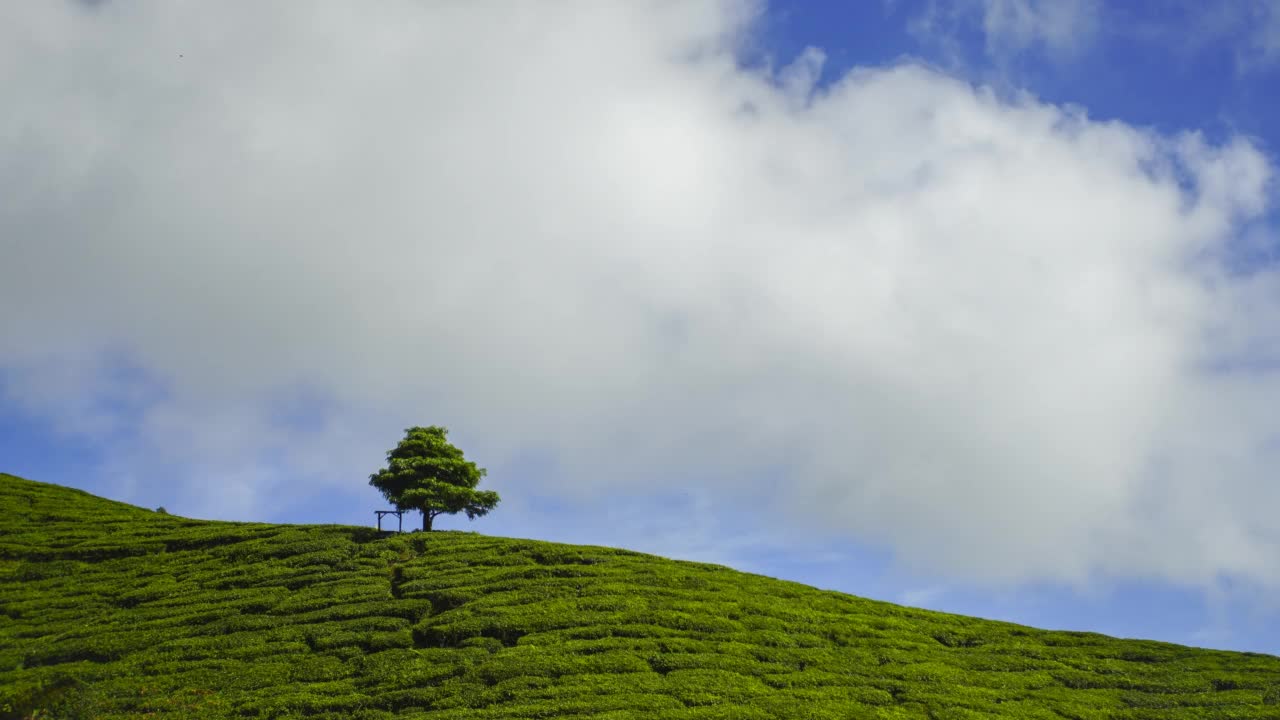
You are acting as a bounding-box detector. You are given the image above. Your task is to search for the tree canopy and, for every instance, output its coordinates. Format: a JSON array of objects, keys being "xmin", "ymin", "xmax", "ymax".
[{"xmin": 368, "ymin": 426, "xmax": 499, "ymax": 531}]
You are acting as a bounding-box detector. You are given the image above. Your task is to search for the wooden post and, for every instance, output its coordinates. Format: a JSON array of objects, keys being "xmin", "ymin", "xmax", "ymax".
[{"xmin": 375, "ymin": 510, "xmax": 404, "ymax": 533}]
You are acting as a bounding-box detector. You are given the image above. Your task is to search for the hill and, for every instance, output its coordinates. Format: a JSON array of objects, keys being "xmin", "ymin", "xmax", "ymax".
[{"xmin": 2, "ymin": 473, "xmax": 1278, "ymax": 719}]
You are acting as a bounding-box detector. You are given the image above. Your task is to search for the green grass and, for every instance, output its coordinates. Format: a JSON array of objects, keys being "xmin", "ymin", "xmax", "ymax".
[{"xmin": 2, "ymin": 472, "xmax": 1278, "ymax": 719}]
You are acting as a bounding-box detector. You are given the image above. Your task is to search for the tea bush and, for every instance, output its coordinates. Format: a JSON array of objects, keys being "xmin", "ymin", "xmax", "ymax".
[{"xmin": 2, "ymin": 472, "xmax": 1279, "ymax": 719}]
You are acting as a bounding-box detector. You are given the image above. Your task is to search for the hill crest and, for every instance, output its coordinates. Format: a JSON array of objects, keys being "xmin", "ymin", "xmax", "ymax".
[{"xmin": 3, "ymin": 472, "xmax": 1278, "ymax": 719}]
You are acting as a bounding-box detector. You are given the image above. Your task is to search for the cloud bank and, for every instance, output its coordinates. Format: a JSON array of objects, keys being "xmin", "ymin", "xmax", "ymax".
[{"xmin": 2, "ymin": 0, "xmax": 1279, "ymax": 593}]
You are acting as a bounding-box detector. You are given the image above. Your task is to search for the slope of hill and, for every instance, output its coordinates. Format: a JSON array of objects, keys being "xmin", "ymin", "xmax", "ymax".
[{"xmin": 1, "ymin": 473, "xmax": 1278, "ymax": 719}]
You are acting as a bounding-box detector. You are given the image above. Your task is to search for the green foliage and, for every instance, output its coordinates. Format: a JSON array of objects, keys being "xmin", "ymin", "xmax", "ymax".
[
  {"xmin": 2, "ymin": 472, "xmax": 1279, "ymax": 719},
  {"xmin": 1, "ymin": 671, "xmax": 98, "ymax": 720},
  {"xmin": 368, "ymin": 426, "xmax": 500, "ymax": 531}
]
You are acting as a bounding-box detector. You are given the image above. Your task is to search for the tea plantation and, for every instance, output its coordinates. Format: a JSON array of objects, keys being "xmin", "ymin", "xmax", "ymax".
[{"xmin": 2, "ymin": 473, "xmax": 1278, "ymax": 719}]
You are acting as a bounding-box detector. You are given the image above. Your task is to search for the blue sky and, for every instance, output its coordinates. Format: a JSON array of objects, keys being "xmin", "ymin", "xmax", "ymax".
[{"xmin": 3, "ymin": 0, "xmax": 1280, "ymax": 655}]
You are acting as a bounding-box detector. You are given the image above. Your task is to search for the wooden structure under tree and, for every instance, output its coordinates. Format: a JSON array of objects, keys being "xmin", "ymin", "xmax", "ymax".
[{"xmin": 375, "ymin": 509, "xmax": 405, "ymax": 533}]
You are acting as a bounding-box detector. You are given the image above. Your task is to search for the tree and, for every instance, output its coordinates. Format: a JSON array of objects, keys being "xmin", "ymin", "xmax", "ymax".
[{"xmin": 369, "ymin": 426, "xmax": 499, "ymax": 531}]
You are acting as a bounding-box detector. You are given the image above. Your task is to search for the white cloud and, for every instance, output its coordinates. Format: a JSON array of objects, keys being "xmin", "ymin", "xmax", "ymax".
[
  {"xmin": 979, "ymin": 0, "xmax": 1099, "ymax": 57},
  {"xmin": 1236, "ymin": 1, "xmax": 1280, "ymax": 71},
  {"xmin": 1, "ymin": 0, "xmax": 1279, "ymax": 597},
  {"xmin": 900, "ymin": 586, "xmax": 948, "ymax": 609},
  {"xmin": 908, "ymin": 0, "xmax": 1100, "ymax": 63},
  {"xmin": 1063, "ymin": 1, "xmax": 1280, "ymax": 75},
  {"xmin": 1158, "ymin": 1, "xmax": 1280, "ymax": 72}
]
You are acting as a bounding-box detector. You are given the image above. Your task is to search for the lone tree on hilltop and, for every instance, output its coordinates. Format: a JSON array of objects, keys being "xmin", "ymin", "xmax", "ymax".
[{"xmin": 369, "ymin": 426, "xmax": 500, "ymax": 531}]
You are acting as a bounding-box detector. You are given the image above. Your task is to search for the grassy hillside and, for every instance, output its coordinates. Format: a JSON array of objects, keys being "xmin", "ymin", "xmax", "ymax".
[{"xmin": 2, "ymin": 473, "xmax": 1278, "ymax": 719}]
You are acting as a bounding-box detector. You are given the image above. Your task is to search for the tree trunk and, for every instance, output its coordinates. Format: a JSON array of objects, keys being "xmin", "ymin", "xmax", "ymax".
[{"xmin": 422, "ymin": 512, "xmax": 433, "ymax": 532}]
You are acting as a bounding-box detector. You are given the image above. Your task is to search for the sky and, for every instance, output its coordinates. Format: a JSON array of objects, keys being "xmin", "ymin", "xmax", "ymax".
[{"xmin": 2, "ymin": 0, "xmax": 1280, "ymax": 655}]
